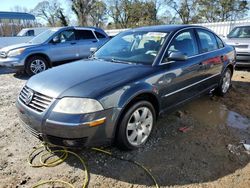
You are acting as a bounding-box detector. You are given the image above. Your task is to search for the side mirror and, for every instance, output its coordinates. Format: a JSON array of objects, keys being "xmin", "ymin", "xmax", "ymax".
[
  {"xmin": 52, "ymin": 36, "xmax": 60, "ymax": 44},
  {"xmin": 168, "ymin": 52, "xmax": 188, "ymax": 61},
  {"xmin": 90, "ymin": 47, "xmax": 97, "ymax": 54}
]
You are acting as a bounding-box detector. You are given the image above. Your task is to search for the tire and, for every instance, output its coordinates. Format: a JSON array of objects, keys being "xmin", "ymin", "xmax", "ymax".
[
  {"xmin": 25, "ymin": 55, "xmax": 49, "ymax": 76},
  {"xmin": 116, "ymin": 101, "xmax": 156, "ymax": 150},
  {"xmin": 216, "ymin": 68, "xmax": 232, "ymax": 96}
]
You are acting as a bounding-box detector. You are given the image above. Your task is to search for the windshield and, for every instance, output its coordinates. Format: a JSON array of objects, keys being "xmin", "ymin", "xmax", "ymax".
[
  {"xmin": 228, "ymin": 26, "xmax": 250, "ymax": 38},
  {"xmin": 29, "ymin": 29, "xmax": 58, "ymax": 44},
  {"xmin": 17, "ymin": 29, "xmax": 28, "ymax": 36},
  {"xmin": 94, "ymin": 31, "xmax": 169, "ymax": 65}
]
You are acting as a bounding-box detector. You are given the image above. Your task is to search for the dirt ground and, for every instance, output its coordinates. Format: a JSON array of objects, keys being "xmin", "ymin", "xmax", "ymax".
[{"xmin": 0, "ymin": 67, "xmax": 249, "ymax": 188}]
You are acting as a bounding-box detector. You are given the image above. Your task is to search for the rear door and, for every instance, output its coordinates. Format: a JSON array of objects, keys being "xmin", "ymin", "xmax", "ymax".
[
  {"xmin": 159, "ymin": 29, "xmax": 205, "ymax": 109},
  {"xmin": 75, "ymin": 29, "xmax": 99, "ymax": 58},
  {"xmin": 195, "ymin": 28, "xmax": 224, "ymax": 89},
  {"xmin": 48, "ymin": 29, "xmax": 79, "ymax": 62}
]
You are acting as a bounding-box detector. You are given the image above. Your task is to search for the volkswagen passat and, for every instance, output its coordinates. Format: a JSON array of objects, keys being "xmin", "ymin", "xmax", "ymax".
[{"xmin": 16, "ymin": 25, "xmax": 236, "ymax": 150}]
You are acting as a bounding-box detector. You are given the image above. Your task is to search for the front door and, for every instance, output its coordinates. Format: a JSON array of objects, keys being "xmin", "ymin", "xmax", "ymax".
[
  {"xmin": 48, "ymin": 29, "xmax": 79, "ymax": 62},
  {"xmin": 158, "ymin": 29, "xmax": 205, "ymax": 109}
]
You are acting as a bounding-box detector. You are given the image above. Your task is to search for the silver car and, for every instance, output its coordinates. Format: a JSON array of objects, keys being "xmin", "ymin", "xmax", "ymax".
[
  {"xmin": 0, "ymin": 26, "xmax": 109, "ymax": 75},
  {"xmin": 224, "ymin": 25, "xmax": 250, "ymax": 67}
]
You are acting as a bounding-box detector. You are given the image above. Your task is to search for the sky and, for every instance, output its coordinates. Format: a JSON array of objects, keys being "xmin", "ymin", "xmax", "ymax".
[
  {"xmin": 1, "ymin": 0, "xmax": 67, "ymax": 11},
  {"xmin": 1, "ymin": 0, "xmax": 77, "ymax": 24}
]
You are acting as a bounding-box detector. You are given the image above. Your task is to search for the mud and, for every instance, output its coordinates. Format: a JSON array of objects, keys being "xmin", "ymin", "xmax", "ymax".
[{"xmin": 0, "ymin": 67, "xmax": 249, "ymax": 188}]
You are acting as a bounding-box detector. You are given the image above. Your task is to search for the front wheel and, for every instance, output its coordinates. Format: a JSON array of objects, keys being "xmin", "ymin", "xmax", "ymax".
[
  {"xmin": 116, "ymin": 101, "xmax": 156, "ymax": 150},
  {"xmin": 216, "ymin": 68, "xmax": 232, "ymax": 96},
  {"xmin": 25, "ymin": 56, "xmax": 49, "ymax": 76}
]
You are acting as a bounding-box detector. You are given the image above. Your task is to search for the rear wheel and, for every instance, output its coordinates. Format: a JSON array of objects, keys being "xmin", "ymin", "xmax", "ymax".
[
  {"xmin": 116, "ymin": 101, "xmax": 156, "ymax": 150},
  {"xmin": 25, "ymin": 55, "xmax": 49, "ymax": 76},
  {"xmin": 216, "ymin": 68, "xmax": 232, "ymax": 96}
]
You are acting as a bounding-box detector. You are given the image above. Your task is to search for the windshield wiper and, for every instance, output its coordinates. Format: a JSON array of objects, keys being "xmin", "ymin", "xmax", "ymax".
[{"xmin": 111, "ymin": 58, "xmax": 136, "ymax": 65}]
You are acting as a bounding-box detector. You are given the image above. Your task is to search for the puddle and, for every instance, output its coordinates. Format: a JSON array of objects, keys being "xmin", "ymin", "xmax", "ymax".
[{"xmin": 183, "ymin": 96, "xmax": 250, "ymax": 142}]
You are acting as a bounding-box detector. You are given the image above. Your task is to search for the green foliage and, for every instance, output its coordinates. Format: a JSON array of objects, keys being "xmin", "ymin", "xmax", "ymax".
[
  {"xmin": 197, "ymin": 0, "xmax": 249, "ymax": 22},
  {"xmin": 32, "ymin": 0, "xmax": 249, "ymax": 28},
  {"xmin": 107, "ymin": 0, "xmax": 160, "ymax": 29}
]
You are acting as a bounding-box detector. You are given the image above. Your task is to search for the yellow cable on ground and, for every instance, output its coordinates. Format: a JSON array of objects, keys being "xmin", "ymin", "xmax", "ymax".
[
  {"xmin": 28, "ymin": 143, "xmax": 159, "ymax": 188},
  {"xmin": 91, "ymin": 147, "xmax": 159, "ymax": 188}
]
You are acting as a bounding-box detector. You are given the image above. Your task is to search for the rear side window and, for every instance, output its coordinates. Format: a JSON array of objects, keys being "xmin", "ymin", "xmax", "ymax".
[
  {"xmin": 167, "ymin": 30, "xmax": 198, "ymax": 57},
  {"xmin": 197, "ymin": 29, "xmax": 218, "ymax": 52},
  {"xmin": 215, "ymin": 36, "xmax": 224, "ymax": 48},
  {"xmin": 75, "ymin": 30, "xmax": 96, "ymax": 40},
  {"xmin": 95, "ymin": 31, "xmax": 106, "ymax": 39}
]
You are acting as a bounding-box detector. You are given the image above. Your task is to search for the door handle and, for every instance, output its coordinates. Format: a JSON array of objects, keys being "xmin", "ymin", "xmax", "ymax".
[
  {"xmin": 92, "ymin": 40, "xmax": 97, "ymax": 43},
  {"xmin": 71, "ymin": 42, "xmax": 76, "ymax": 45}
]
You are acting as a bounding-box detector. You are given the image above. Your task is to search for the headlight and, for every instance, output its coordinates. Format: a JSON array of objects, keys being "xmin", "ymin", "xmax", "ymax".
[
  {"xmin": 53, "ymin": 98, "xmax": 104, "ymax": 114},
  {"xmin": 7, "ymin": 48, "xmax": 26, "ymax": 57}
]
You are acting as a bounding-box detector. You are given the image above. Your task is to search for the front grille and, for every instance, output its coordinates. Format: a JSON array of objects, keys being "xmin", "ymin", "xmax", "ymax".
[
  {"xmin": 0, "ymin": 51, "xmax": 7, "ymax": 58},
  {"xmin": 19, "ymin": 86, "xmax": 53, "ymax": 113}
]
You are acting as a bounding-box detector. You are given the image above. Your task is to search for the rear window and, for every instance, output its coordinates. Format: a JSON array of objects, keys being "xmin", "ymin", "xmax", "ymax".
[
  {"xmin": 76, "ymin": 30, "xmax": 96, "ymax": 40},
  {"xmin": 215, "ymin": 36, "xmax": 224, "ymax": 48},
  {"xmin": 197, "ymin": 29, "xmax": 218, "ymax": 52},
  {"xmin": 94, "ymin": 31, "xmax": 106, "ymax": 39}
]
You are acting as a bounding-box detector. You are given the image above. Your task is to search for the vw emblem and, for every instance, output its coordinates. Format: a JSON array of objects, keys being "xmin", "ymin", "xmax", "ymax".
[{"xmin": 24, "ymin": 89, "xmax": 34, "ymax": 105}]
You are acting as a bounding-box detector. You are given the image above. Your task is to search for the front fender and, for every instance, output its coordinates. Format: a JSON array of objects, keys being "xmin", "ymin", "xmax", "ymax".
[{"xmin": 117, "ymin": 82, "xmax": 159, "ymax": 109}]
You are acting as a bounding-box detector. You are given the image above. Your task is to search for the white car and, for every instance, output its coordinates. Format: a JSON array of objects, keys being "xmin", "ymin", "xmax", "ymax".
[{"xmin": 223, "ymin": 25, "xmax": 250, "ymax": 67}]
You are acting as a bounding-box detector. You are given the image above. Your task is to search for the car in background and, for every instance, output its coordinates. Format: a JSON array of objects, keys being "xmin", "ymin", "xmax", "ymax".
[
  {"xmin": 0, "ymin": 27, "xmax": 48, "ymax": 49},
  {"xmin": 0, "ymin": 26, "xmax": 109, "ymax": 75},
  {"xmin": 17, "ymin": 27, "xmax": 48, "ymax": 37},
  {"xmin": 16, "ymin": 25, "xmax": 236, "ymax": 150},
  {"xmin": 223, "ymin": 25, "xmax": 250, "ymax": 67}
]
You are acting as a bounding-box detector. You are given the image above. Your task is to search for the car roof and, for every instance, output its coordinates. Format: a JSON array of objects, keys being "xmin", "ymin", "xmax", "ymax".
[
  {"xmin": 50, "ymin": 26, "xmax": 108, "ymax": 37},
  {"xmin": 128, "ymin": 24, "xmax": 206, "ymax": 33}
]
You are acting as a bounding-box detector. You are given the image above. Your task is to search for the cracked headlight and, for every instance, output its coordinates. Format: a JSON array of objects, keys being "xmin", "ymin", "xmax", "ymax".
[{"xmin": 53, "ymin": 98, "xmax": 104, "ymax": 114}]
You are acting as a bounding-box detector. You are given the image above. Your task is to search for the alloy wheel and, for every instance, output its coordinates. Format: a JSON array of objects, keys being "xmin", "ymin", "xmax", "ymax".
[
  {"xmin": 30, "ymin": 59, "xmax": 46, "ymax": 74},
  {"xmin": 126, "ymin": 107, "xmax": 153, "ymax": 146},
  {"xmin": 222, "ymin": 70, "xmax": 231, "ymax": 93}
]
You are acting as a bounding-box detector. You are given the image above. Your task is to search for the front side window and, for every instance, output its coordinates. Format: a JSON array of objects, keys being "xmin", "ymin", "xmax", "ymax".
[
  {"xmin": 167, "ymin": 30, "xmax": 198, "ymax": 57},
  {"xmin": 228, "ymin": 26, "xmax": 250, "ymax": 38},
  {"xmin": 94, "ymin": 31, "xmax": 169, "ymax": 65},
  {"xmin": 27, "ymin": 30, "xmax": 35, "ymax": 36},
  {"xmin": 197, "ymin": 29, "xmax": 218, "ymax": 52},
  {"xmin": 57, "ymin": 30, "xmax": 75, "ymax": 43}
]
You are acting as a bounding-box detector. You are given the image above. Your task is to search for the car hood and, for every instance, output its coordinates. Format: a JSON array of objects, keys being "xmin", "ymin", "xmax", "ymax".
[
  {"xmin": 224, "ymin": 37, "xmax": 250, "ymax": 46},
  {"xmin": 26, "ymin": 60, "xmax": 153, "ymax": 99},
  {"xmin": 1, "ymin": 42, "xmax": 37, "ymax": 52}
]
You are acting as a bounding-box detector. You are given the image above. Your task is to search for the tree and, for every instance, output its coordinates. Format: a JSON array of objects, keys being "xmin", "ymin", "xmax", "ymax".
[
  {"xmin": 197, "ymin": 0, "xmax": 249, "ymax": 22},
  {"xmin": 32, "ymin": 0, "xmax": 68, "ymax": 26},
  {"xmin": 166, "ymin": 0, "xmax": 200, "ymax": 24},
  {"xmin": 70, "ymin": 0, "xmax": 96, "ymax": 26},
  {"xmin": 107, "ymin": 0, "xmax": 160, "ymax": 29},
  {"xmin": 89, "ymin": 1, "xmax": 108, "ymax": 27}
]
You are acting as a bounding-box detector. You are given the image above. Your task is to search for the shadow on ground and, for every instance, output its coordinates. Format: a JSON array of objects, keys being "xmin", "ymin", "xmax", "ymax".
[{"xmin": 61, "ymin": 94, "xmax": 250, "ymax": 187}]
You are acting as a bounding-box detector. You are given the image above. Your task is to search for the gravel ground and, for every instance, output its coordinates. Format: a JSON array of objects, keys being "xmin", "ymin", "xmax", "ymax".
[{"xmin": 0, "ymin": 67, "xmax": 249, "ymax": 188}]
